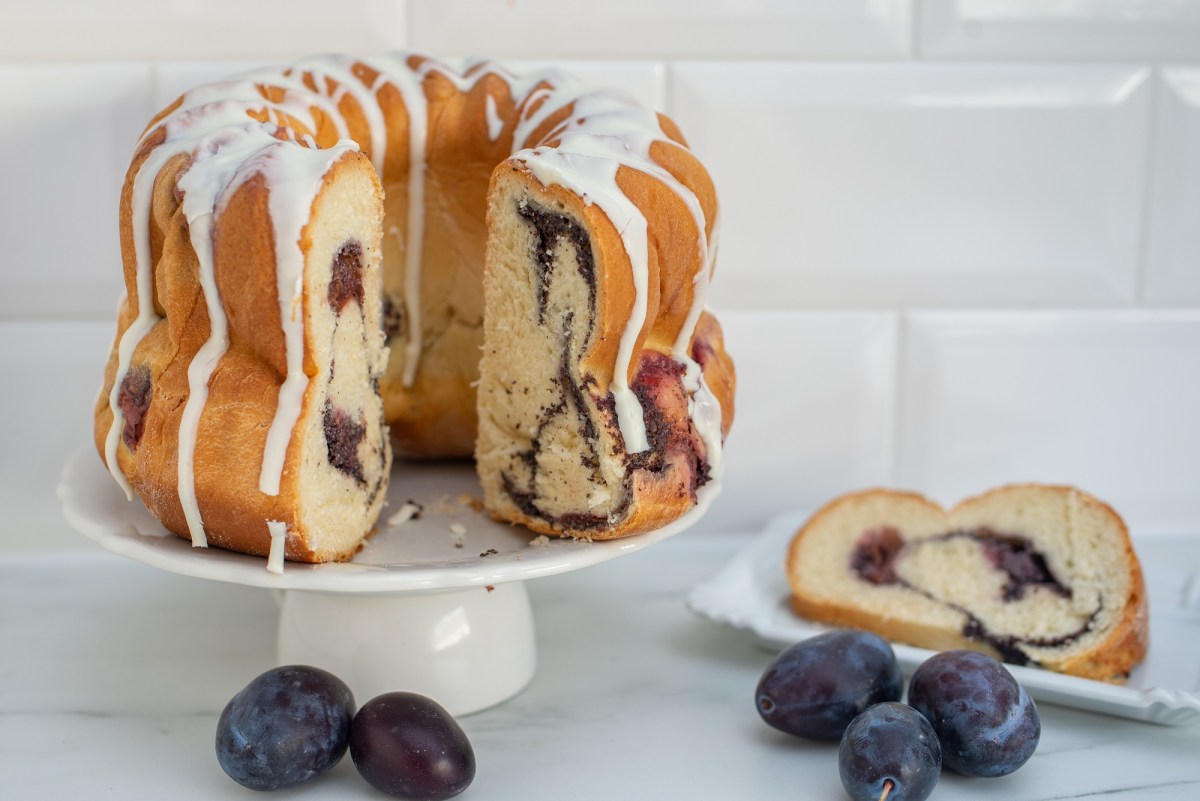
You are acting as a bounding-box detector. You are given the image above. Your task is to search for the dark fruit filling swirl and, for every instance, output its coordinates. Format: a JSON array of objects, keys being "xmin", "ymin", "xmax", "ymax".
[
  {"xmin": 849, "ymin": 526, "xmax": 1095, "ymax": 665},
  {"xmin": 327, "ymin": 240, "xmax": 365, "ymax": 313}
]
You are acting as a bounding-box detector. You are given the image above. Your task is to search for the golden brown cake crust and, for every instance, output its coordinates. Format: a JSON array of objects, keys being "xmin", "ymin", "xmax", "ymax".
[{"xmin": 787, "ymin": 484, "xmax": 1148, "ymax": 683}]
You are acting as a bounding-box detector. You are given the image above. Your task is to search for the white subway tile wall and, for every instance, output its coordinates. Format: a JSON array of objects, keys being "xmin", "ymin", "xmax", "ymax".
[
  {"xmin": 920, "ymin": 0, "xmax": 1200, "ymax": 61},
  {"xmin": 409, "ymin": 1, "xmax": 913, "ymax": 60},
  {"xmin": 153, "ymin": 60, "xmax": 663, "ymax": 123},
  {"xmin": 0, "ymin": 1, "xmax": 1197, "ymax": 549},
  {"xmin": 0, "ymin": 322, "xmax": 114, "ymax": 551},
  {"xmin": 1144, "ymin": 67, "xmax": 1200, "ymax": 304},
  {"xmin": 671, "ymin": 62, "xmax": 1152, "ymax": 308},
  {"xmin": 704, "ymin": 311, "xmax": 898, "ymax": 533},
  {"xmin": 0, "ymin": 63, "xmax": 151, "ymax": 319},
  {"xmin": 898, "ymin": 311, "xmax": 1200, "ymax": 532},
  {"xmin": 1, "ymin": 1, "xmax": 405, "ymax": 61}
]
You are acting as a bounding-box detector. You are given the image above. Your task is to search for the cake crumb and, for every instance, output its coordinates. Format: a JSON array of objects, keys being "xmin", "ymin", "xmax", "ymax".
[
  {"xmin": 449, "ymin": 522, "xmax": 467, "ymax": 549},
  {"xmin": 528, "ymin": 535, "xmax": 551, "ymax": 547},
  {"xmin": 428, "ymin": 495, "xmax": 455, "ymax": 515},
  {"xmin": 387, "ymin": 500, "xmax": 423, "ymax": 527},
  {"xmin": 455, "ymin": 493, "xmax": 485, "ymax": 513},
  {"xmin": 485, "ymin": 584, "xmax": 495, "ymax": 593}
]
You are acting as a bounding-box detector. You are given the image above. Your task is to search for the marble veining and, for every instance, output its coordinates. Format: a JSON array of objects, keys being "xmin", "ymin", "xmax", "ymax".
[{"xmin": 1, "ymin": 537, "xmax": 1198, "ymax": 799}]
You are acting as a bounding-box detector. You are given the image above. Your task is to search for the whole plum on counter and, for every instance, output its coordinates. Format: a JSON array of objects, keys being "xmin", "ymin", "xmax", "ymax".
[
  {"xmin": 755, "ymin": 629, "xmax": 903, "ymax": 740},
  {"xmin": 215, "ymin": 665, "xmax": 355, "ymax": 791},
  {"xmin": 350, "ymin": 691, "xmax": 476, "ymax": 800},
  {"xmin": 907, "ymin": 649, "xmax": 1040, "ymax": 777},
  {"xmin": 839, "ymin": 702, "xmax": 941, "ymax": 801}
]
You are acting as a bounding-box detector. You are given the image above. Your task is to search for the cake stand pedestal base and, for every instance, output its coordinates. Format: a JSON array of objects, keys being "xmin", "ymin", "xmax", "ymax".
[{"xmin": 276, "ymin": 582, "xmax": 536, "ymax": 716}]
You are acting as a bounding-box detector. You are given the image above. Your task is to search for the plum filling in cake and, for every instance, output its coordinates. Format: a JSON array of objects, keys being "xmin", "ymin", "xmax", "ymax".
[
  {"xmin": 974, "ymin": 530, "xmax": 1072, "ymax": 601},
  {"xmin": 322, "ymin": 404, "xmax": 367, "ymax": 485},
  {"xmin": 517, "ymin": 200, "xmax": 596, "ymax": 323},
  {"xmin": 369, "ymin": 420, "xmax": 389, "ymax": 498},
  {"xmin": 628, "ymin": 352, "xmax": 710, "ymax": 492},
  {"xmin": 327, "ymin": 240, "xmax": 365, "ymax": 313},
  {"xmin": 498, "ymin": 314, "xmax": 613, "ymax": 531},
  {"xmin": 960, "ymin": 611, "xmax": 1101, "ymax": 667},
  {"xmin": 850, "ymin": 526, "xmax": 1096, "ymax": 666},
  {"xmin": 117, "ymin": 366, "xmax": 152, "ymax": 450},
  {"xmin": 850, "ymin": 526, "xmax": 904, "ymax": 585},
  {"xmin": 477, "ymin": 182, "xmax": 720, "ymax": 539},
  {"xmin": 499, "ymin": 350, "xmax": 708, "ymax": 531},
  {"xmin": 691, "ymin": 334, "xmax": 716, "ymax": 369},
  {"xmin": 489, "ymin": 198, "xmax": 615, "ymax": 531}
]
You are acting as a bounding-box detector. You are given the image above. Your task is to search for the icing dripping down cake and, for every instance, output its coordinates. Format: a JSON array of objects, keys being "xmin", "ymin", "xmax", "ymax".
[{"xmin": 93, "ymin": 53, "xmax": 736, "ymax": 562}]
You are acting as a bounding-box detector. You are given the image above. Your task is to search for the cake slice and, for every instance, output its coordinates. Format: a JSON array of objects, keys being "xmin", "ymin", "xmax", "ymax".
[
  {"xmin": 94, "ymin": 150, "xmax": 391, "ymax": 563},
  {"xmin": 786, "ymin": 484, "xmax": 1148, "ymax": 683},
  {"xmin": 474, "ymin": 164, "xmax": 733, "ymax": 540}
]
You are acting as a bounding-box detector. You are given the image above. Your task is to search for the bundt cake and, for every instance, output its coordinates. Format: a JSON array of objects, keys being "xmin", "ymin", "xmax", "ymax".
[
  {"xmin": 786, "ymin": 485, "xmax": 1148, "ymax": 683},
  {"xmin": 94, "ymin": 53, "xmax": 735, "ymax": 563}
]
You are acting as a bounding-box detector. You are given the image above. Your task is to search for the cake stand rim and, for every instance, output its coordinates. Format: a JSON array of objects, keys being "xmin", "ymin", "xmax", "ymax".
[{"xmin": 58, "ymin": 447, "xmax": 721, "ymax": 594}]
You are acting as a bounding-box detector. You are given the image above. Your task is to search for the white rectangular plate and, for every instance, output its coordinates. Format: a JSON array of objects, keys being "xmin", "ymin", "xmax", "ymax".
[{"xmin": 688, "ymin": 510, "xmax": 1200, "ymax": 726}]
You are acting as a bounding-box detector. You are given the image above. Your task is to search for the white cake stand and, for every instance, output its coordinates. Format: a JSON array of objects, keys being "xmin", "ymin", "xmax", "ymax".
[{"xmin": 58, "ymin": 449, "xmax": 718, "ymax": 715}]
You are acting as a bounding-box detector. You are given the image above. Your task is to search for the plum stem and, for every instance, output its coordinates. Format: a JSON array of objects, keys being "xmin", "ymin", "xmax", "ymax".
[{"xmin": 878, "ymin": 779, "xmax": 894, "ymax": 801}]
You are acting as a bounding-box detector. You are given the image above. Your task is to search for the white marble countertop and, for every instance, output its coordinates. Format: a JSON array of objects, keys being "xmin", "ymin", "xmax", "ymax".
[{"xmin": 3, "ymin": 529, "xmax": 1199, "ymax": 800}]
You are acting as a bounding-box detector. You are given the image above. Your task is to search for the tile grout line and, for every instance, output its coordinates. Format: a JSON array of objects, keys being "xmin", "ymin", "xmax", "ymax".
[
  {"xmin": 1132, "ymin": 65, "xmax": 1162, "ymax": 305},
  {"xmin": 888, "ymin": 310, "xmax": 907, "ymax": 487},
  {"xmin": 661, "ymin": 59, "xmax": 673, "ymax": 118},
  {"xmin": 400, "ymin": 0, "xmax": 412, "ymax": 50},
  {"xmin": 910, "ymin": 0, "xmax": 923, "ymax": 60},
  {"xmin": 146, "ymin": 59, "xmax": 160, "ymax": 117}
]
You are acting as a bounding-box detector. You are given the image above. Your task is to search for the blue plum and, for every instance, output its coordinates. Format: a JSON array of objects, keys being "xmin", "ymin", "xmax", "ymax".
[
  {"xmin": 907, "ymin": 649, "xmax": 1040, "ymax": 777},
  {"xmin": 755, "ymin": 629, "xmax": 903, "ymax": 740},
  {"xmin": 215, "ymin": 664, "xmax": 355, "ymax": 790},
  {"xmin": 839, "ymin": 702, "xmax": 941, "ymax": 801}
]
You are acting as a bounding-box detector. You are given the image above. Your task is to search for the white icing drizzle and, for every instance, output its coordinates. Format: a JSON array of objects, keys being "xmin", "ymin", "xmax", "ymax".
[
  {"xmin": 103, "ymin": 73, "xmax": 359, "ymax": 540},
  {"xmin": 292, "ymin": 55, "xmax": 388, "ymax": 178},
  {"xmin": 174, "ymin": 124, "xmax": 281, "ymax": 547},
  {"xmin": 682, "ymin": 356, "xmax": 724, "ymax": 480},
  {"xmin": 520, "ymin": 143, "xmax": 652, "ymax": 453},
  {"xmin": 513, "ymin": 90, "xmax": 717, "ymax": 460},
  {"xmin": 266, "ymin": 520, "xmax": 287, "ymax": 574},
  {"xmin": 104, "ymin": 94, "xmax": 337, "ymax": 503},
  {"xmin": 255, "ymin": 140, "xmax": 360, "ymax": 496},
  {"xmin": 103, "ymin": 53, "xmax": 726, "ymax": 542},
  {"xmin": 673, "ymin": 211, "xmax": 718, "ymax": 359},
  {"xmin": 372, "ymin": 58, "xmax": 430, "ymax": 388},
  {"xmin": 103, "ymin": 142, "xmax": 176, "ymax": 500},
  {"xmin": 484, "ymin": 94, "xmax": 504, "ymax": 142}
]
